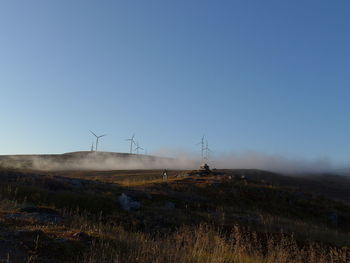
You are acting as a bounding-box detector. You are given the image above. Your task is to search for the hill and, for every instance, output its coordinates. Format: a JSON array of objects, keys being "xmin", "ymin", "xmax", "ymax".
[
  {"xmin": 0, "ymin": 151, "xmax": 174, "ymax": 170},
  {"xmin": 0, "ymin": 167, "xmax": 349, "ymax": 262}
]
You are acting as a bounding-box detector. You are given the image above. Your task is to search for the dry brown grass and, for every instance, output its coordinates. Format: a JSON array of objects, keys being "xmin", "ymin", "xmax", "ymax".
[
  {"xmin": 81, "ymin": 224, "xmax": 349, "ymax": 263},
  {"xmin": 1, "ymin": 168, "xmax": 349, "ymax": 262}
]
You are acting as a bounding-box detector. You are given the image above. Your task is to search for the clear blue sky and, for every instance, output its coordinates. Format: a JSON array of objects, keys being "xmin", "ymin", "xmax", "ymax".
[{"xmin": 1, "ymin": 1, "xmax": 350, "ymax": 163}]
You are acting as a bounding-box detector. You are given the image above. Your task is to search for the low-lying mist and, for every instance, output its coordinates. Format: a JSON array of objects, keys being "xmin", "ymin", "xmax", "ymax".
[
  {"xmin": 213, "ymin": 152, "xmax": 334, "ymax": 174},
  {"xmin": 154, "ymin": 149, "xmax": 335, "ymax": 174},
  {"xmin": 0, "ymin": 150, "xmax": 338, "ymax": 174}
]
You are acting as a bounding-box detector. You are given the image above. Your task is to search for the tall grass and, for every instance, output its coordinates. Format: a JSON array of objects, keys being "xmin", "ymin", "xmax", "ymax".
[{"xmin": 81, "ymin": 224, "xmax": 349, "ymax": 263}]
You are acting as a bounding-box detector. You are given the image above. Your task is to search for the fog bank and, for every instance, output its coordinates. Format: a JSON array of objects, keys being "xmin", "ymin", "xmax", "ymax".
[{"xmin": 0, "ymin": 150, "xmax": 337, "ymax": 174}]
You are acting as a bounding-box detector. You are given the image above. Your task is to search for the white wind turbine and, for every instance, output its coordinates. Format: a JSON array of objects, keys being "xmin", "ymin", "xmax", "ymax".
[
  {"xmin": 90, "ymin": 130, "xmax": 107, "ymax": 152},
  {"xmin": 125, "ymin": 134, "xmax": 136, "ymax": 154},
  {"xmin": 134, "ymin": 141, "xmax": 144, "ymax": 154}
]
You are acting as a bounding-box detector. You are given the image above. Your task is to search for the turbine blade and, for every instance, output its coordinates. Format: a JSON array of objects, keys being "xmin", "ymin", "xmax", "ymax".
[{"xmin": 90, "ymin": 130, "xmax": 98, "ymax": 137}]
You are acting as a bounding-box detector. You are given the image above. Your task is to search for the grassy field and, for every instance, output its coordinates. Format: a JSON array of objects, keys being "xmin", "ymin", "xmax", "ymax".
[{"xmin": 0, "ymin": 167, "xmax": 349, "ymax": 262}]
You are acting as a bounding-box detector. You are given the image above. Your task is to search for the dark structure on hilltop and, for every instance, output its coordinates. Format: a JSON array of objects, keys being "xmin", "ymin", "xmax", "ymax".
[{"xmin": 199, "ymin": 163, "xmax": 211, "ymax": 176}]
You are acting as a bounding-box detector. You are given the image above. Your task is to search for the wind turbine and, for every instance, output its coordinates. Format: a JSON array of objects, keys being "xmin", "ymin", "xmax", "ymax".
[
  {"xmin": 90, "ymin": 141, "xmax": 94, "ymax": 152},
  {"xmin": 90, "ymin": 130, "xmax": 107, "ymax": 152},
  {"xmin": 134, "ymin": 141, "xmax": 144, "ymax": 154},
  {"xmin": 204, "ymin": 140, "xmax": 212, "ymax": 161},
  {"xmin": 197, "ymin": 135, "xmax": 205, "ymax": 159},
  {"xmin": 125, "ymin": 134, "xmax": 136, "ymax": 154}
]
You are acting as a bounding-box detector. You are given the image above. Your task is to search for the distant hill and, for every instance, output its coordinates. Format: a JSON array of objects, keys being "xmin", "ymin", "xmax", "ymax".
[
  {"xmin": 335, "ymin": 167, "xmax": 350, "ymax": 176},
  {"xmin": 0, "ymin": 151, "xmax": 176, "ymax": 171}
]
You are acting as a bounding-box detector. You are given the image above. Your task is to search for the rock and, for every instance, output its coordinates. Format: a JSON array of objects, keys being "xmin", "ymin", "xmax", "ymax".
[
  {"xmin": 20, "ymin": 207, "xmax": 59, "ymax": 215},
  {"xmin": 294, "ymin": 192, "xmax": 306, "ymax": 201},
  {"xmin": 72, "ymin": 232, "xmax": 90, "ymax": 241},
  {"xmin": 54, "ymin": 238, "xmax": 69, "ymax": 243},
  {"xmin": 14, "ymin": 229, "xmax": 45, "ymax": 239},
  {"xmin": 328, "ymin": 211, "xmax": 341, "ymax": 227},
  {"xmin": 231, "ymin": 214, "xmax": 260, "ymax": 224},
  {"xmin": 164, "ymin": 202, "xmax": 175, "ymax": 210},
  {"xmin": 194, "ymin": 179, "xmax": 206, "ymax": 182},
  {"xmin": 70, "ymin": 179, "xmax": 83, "ymax": 187},
  {"xmin": 118, "ymin": 193, "xmax": 140, "ymax": 211},
  {"xmin": 7, "ymin": 212, "xmax": 63, "ymax": 224},
  {"xmin": 7, "ymin": 207, "xmax": 63, "ymax": 224}
]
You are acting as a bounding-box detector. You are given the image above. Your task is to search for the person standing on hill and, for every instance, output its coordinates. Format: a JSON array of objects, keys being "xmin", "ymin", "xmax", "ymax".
[{"xmin": 162, "ymin": 169, "xmax": 168, "ymax": 181}]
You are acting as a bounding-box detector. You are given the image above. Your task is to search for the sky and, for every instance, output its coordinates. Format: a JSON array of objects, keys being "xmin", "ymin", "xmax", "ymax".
[{"xmin": 0, "ymin": 1, "xmax": 350, "ymax": 165}]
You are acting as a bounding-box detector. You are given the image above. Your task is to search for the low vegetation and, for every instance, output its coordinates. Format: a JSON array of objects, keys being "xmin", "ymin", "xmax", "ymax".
[{"xmin": 0, "ymin": 168, "xmax": 349, "ymax": 262}]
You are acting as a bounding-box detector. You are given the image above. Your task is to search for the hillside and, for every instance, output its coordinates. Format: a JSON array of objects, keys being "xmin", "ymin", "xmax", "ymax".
[
  {"xmin": 0, "ymin": 167, "xmax": 349, "ymax": 262},
  {"xmin": 0, "ymin": 151, "xmax": 174, "ymax": 171}
]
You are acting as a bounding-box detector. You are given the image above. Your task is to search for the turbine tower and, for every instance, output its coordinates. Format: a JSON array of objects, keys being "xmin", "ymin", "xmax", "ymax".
[
  {"xmin": 90, "ymin": 141, "xmax": 94, "ymax": 152},
  {"xmin": 204, "ymin": 140, "xmax": 212, "ymax": 161},
  {"xmin": 197, "ymin": 135, "xmax": 205, "ymax": 159},
  {"xmin": 134, "ymin": 141, "xmax": 144, "ymax": 154},
  {"xmin": 90, "ymin": 130, "xmax": 107, "ymax": 152},
  {"xmin": 125, "ymin": 134, "xmax": 136, "ymax": 154}
]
